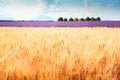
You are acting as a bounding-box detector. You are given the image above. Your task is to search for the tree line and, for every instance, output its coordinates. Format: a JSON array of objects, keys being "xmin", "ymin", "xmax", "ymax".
[{"xmin": 57, "ymin": 17, "xmax": 101, "ymax": 21}]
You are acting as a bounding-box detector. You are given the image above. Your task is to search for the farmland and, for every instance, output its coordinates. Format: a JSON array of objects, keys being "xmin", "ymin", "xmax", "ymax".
[
  {"xmin": 0, "ymin": 27, "xmax": 120, "ymax": 80},
  {"xmin": 0, "ymin": 21, "xmax": 120, "ymax": 27}
]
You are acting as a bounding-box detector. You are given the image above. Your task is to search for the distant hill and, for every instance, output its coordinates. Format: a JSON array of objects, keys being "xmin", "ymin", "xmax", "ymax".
[
  {"xmin": 0, "ymin": 16, "xmax": 13, "ymax": 21},
  {"xmin": 0, "ymin": 15, "xmax": 55, "ymax": 21}
]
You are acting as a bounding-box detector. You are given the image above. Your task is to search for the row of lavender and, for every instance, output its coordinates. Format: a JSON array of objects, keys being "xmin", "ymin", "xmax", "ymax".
[{"xmin": 0, "ymin": 21, "xmax": 120, "ymax": 27}]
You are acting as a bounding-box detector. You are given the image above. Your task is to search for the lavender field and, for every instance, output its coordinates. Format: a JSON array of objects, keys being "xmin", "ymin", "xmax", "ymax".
[{"xmin": 0, "ymin": 21, "xmax": 120, "ymax": 27}]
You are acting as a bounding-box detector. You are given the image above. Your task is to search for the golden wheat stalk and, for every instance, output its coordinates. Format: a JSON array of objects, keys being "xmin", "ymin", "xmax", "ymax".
[{"xmin": 0, "ymin": 27, "xmax": 120, "ymax": 80}]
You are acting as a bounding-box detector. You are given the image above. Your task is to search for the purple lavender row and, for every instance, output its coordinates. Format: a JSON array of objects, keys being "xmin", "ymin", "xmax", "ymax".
[{"xmin": 0, "ymin": 21, "xmax": 120, "ymax": 27}]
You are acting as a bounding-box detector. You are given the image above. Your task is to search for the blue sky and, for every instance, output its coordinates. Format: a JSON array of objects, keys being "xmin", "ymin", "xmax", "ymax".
[{"xmin": 0, "ymin": 0, "xmax": 120, "ymax": 20}]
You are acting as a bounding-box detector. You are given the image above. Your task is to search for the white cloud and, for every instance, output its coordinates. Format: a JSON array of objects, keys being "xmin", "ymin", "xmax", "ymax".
[
  {"xmin": 49, "ymin": 4, "xmax": 60, "ymax": 11},
  {"xmin": 91, "ymin": 3, "xmax": 101, "ymax": 9},
  {"xmin": 107, "ymin": 1, "xmax": 114, "ymax": 8},
  {"xmin": 0, "ymin": 0, "xmax": 46, "ymax": 20},
  {"xmin": 84, "ymin": 0, "xmax": 88, "ymax": 8},
  {"xmin": 54, "ymin": 0, "xmax": 59, "ymax": 4}
]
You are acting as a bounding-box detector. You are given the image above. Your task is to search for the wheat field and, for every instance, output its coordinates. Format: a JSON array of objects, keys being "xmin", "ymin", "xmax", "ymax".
[{"xmin": 0, "ymin": 27, "xmax": 120, "ymax": 80}]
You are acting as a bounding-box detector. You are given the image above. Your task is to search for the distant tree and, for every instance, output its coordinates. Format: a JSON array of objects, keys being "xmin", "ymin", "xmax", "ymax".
[
  {"xmin": 69, "ymin": 18, "xmax": 73, "ymax": 21},
  {"xmin": 79, "ymin": 18, "xmax": 84, "ymax": 21},
  {"xmin": 96, "ymin": 17, "xmax": 101, "ymax": 21},
  {"xmin": 85, "ymin": 17, "xmax": 91, "ymax": 21},
  {"xmin": 63, "ymin": 18, "xmax": 67, "ymax": 21},
  {"xmin": 74, "ymin": 18, "xmax": 79, "ymax": 21},
  {"xmin": 90, "ymin": 17, "xmax": 96, "ymax": 21},
  {"xmin": 57, "ymin": 17, "xmax": 63, "ymax": 21}
]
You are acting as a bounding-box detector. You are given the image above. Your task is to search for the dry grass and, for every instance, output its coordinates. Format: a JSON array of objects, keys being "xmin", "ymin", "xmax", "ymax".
[{"xmin": 0, "ymin": 27, "xmax": 120, "ymax": 80}]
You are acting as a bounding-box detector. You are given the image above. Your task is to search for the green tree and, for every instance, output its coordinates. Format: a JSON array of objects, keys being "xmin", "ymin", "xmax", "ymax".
[
  {"xmin": 91, "ymin": 17, "xmax": 95, "ymax": 21},
  {"xmin": 85, "ymin": 17, "xmax": 91, "ymax": 21},
  {"xmin": 57, "ymin": 17, "xmax": 63, "ymax": 21},
  {"xmin": 96, "ymin": 17, "xmax": 101, "ymax": 21},
  {"xmin": 69, "ymin": 18, "xmax": 73, "ymax": 21},
  {"xmin": 79, "ymin": 18, "xmax": 84, "ymax": 21},
  {"xmin": 63, "ymin": 18, "xmax": 67, "ymax": 21},
  {"xmin": 74, "ymin": 18, "xmax": 79, "ymax": 21}
]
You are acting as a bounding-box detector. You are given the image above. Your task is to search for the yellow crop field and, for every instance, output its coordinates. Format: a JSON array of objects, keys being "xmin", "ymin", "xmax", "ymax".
[{"xmin": 0, "ymin": 27, "xmax": 120, "ymax": 80}]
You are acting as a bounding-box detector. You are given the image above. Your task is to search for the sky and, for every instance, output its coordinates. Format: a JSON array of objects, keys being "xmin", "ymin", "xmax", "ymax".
[{"xmin": 0, "ymin": 0, "xmax": 120, "ymax": 21}]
